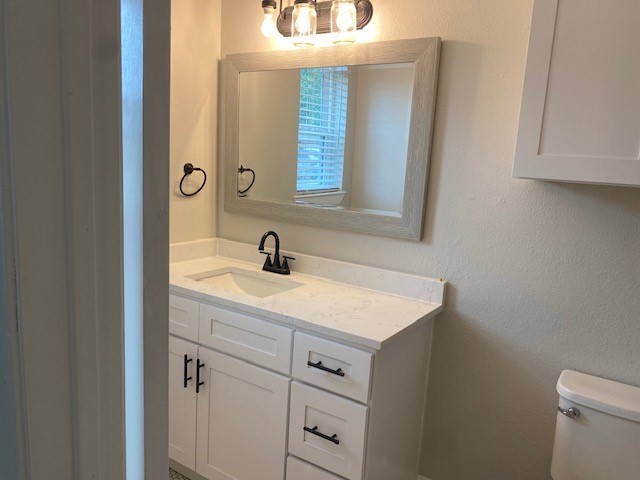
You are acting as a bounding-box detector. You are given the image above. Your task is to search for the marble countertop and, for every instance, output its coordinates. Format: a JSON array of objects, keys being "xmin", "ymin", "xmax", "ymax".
[{"xmin": 170, "ymin": 240, "xmax": 445, "ymax": 350}]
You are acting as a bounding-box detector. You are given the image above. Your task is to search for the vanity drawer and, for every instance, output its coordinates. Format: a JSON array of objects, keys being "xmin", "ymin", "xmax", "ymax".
[
  {"xmin": 287, "ymin": 456, "xmax": 343, "ymax": 480},
  {"xmin": 288, "ymin": 382, "xmax": 368, "ymax": 480},
  {"xmin": 169, "ymin": 294, "xmax": 199, "ymax": 341},
  {"xmin": 292, "ymin": 333, "xmax": 373, "ymax": 403},
  {"xmin": 199, "ymin": 304, "xmax": 293, "ymax": 374}
]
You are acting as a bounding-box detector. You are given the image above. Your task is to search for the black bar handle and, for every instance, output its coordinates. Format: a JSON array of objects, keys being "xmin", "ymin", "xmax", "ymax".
[
  {"xmin": 307, "ymin": 360, "xmax": 345, "ymax": 377},
  {"xmin": 183, "ymin": 354, "xmax": 193, "ymax": 388},
  {"xmin": 196, "ymin": 359, "xmax": 205, "ymax": 393},
  {"xmin": 303, "ymin": 426, "xmax": 340, "ymax": 445}
]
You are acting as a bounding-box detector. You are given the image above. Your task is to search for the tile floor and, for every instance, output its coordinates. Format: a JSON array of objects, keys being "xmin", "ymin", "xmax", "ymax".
[{"xmin": 169, "ymin": 468, "xmax": 190, "ymax": 480}]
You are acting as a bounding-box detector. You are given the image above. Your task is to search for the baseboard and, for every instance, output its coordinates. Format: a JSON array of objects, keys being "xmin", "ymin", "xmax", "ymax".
[
  {"xmin": 171, "ymin": 458, "xmax": 432, "ymax": 480},
  {"xmin": 169, "ymin": 460, "xmax": 208, "ymax": 480}
]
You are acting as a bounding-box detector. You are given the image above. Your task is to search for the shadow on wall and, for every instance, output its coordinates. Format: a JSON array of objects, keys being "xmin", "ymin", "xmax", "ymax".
[
  {"xmin": 420, "ymin": 181, "xmax": 640, "ymax": 480},
  {"xmin": 422, "ymin": 40, "xmax": 484, "ymax": 246},
  {"xmin": 420, "ymin": 284, "xmax": 557, "ymax": 480},
  {"xmin": 544, "ymin": 180, "xmax": 640, "ymax": 211}
]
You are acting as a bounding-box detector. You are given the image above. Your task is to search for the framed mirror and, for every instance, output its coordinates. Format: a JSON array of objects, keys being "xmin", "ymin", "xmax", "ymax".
[{"xmin": 224, "ymin": 38, "xmax": 440, "ymax": 240}]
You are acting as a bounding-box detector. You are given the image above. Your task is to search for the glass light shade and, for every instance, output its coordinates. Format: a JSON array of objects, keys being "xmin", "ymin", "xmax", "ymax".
[
  {"xmin": 331, "ymin": 0, "xmax": 357, "ymax": 45},
  {"xmin": 261, "ymin": 6, "xmax": 278, "ymax": 38},
  {"xmin": 292, "ymin": 2, "xmax": 317, "ymax": 47}
]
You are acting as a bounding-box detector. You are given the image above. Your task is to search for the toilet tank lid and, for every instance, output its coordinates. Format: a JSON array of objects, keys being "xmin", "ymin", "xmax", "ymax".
[{"xmin": 557, "ymin": 370, "xmax": 640, "ymax": 423}]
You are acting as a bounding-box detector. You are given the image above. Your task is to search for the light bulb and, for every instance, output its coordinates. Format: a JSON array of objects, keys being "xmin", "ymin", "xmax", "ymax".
[
  {"xmin": 331, "ymin": 0, "xmax": 357, "ymax": 45},
  {"xmin": 292, "ymin": 1, "xmax": 317, "ymax": 47},
  {"xmin": 295, "ymin": 12, "xmax": 312, "ymax": 35},
  {"xmin": 336, "ymin": 3, "xmax": 354, "ymax": 31},
  {"xmin": 261, "ymin": 7, "xmax": 277, "ymax": 37}
]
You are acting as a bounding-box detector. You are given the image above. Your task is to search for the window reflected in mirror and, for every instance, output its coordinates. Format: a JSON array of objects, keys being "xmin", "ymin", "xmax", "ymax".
[
  {"xmin": 238, "ymin": 62, "xmax": 415, "ymax": 217},
  {"xmin": 296, "ymin": 66, "xmax": 349, "ymax": 203}
]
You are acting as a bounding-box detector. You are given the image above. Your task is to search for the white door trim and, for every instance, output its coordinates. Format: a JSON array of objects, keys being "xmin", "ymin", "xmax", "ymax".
[
  {"xmin": 0, "ymin": 0, "xmax": 170, "ymax": 477},
  {"xmin": 141, "ymin": 0, "xmax": 171, "ymax": 477},
  {"xmin": 0, "ymin": 1, "xmax": 29, "ymax": 476}
]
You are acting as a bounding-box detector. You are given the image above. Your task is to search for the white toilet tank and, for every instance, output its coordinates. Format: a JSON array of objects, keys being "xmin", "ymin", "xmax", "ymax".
[{"xmin": 551, "ymin": 370, "xmax": 640, "ymax": 480}]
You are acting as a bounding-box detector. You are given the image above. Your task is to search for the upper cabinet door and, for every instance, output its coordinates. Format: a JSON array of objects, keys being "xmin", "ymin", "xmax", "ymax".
[{"xmin": 514, "ymin": 0, "xmax": 640, "ymax": 187}]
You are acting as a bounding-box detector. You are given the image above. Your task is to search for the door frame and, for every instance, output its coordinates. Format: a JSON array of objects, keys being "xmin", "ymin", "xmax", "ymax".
[{"xmin": 0, "ymin": 0, "xmax": 170, "ymax": 478}]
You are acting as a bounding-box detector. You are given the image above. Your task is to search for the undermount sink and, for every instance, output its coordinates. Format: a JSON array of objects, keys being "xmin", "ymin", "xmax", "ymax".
[{"xmin": 187, "ymin": 267, "xmax": 303, "ymax": 298}]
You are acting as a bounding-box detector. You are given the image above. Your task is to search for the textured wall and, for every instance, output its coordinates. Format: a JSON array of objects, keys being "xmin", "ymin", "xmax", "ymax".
[
  {"xmin": 216, "ymin": 1, "xmax": 640, "ymax": 479},
  {"xmin": 170, "ymin": 0, "xmax": 220, "ymax": 243}
]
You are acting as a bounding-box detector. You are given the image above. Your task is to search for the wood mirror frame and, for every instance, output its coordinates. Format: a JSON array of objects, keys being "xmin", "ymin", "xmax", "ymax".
[{"xmin": 224, "ymin": 37, "xmax": 441, "ymax": 240}]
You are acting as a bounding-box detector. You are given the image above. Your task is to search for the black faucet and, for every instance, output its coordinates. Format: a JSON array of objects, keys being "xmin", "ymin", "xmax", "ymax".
[{"xmin": 258, "ymin": 231, "xmax": 295, "ymax": 275}]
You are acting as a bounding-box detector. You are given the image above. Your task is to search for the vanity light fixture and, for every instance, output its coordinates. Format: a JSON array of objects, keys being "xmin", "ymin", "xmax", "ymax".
[{"xmin": 260, "ymin": 0, "xmax": 373, "ymax": 46}]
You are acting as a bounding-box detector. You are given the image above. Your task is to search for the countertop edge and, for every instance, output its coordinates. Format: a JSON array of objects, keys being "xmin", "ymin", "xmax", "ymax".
[{"xmin": 169, "ymin": 283, "xmax": 442, "ymax": 351}]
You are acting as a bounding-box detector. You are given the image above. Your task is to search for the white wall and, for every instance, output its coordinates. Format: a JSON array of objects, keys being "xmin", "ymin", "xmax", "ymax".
[
  {"xmin": 170, "ymin": 0, "xmax": 221, "ymax": 243},
  {"xmin": 216, "ymin": 1, "xmax": 640, "ymax": 479}
]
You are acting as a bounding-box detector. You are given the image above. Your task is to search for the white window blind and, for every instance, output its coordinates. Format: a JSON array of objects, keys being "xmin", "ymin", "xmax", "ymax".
[{"xmin": 297, "ymin": 66, "xmax": 349, "ymax": 193}]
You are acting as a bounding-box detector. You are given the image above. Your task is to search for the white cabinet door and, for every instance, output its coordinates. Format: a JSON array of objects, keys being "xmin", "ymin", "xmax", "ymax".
[
  {"xmin": 514, "ymin": 0, "xmax": 640, "ymax": 187},
  {"xmin": 169, "ymin": 336, "xmax": 198, "ymax": 470},
  {"xmin": 196, "ymin": 346, "xmax": 290, "ymax": 480}
]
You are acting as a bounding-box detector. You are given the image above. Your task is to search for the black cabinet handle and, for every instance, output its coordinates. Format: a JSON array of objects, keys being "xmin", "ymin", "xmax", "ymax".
[
  {"xmin": 307, "ymin": 360, "xmax": 345, "ymax": 377},
  {"xmin": 303, "ymin": 426, "xmax": 340, "ymax": 445},
  {"xmin": 183, "ymin": 355, "xmax": 193, "ymax": 388},
  {"xmin": 196, "ymin": 359, "xmax": 205, "ymax": 393}
]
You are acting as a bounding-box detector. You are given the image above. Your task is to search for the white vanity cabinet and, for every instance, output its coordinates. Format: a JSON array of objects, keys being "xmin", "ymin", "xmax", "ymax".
[
  {"xmin": 169, "ymin": 340, "xmax": 290, "ymax": 479},
  {"xmin": 169, "ymin": 294, "xmax": 199, "ymax": 341},
  {"xmin": 514, "ymin": 0, "xmax": 640, "ymax": 187},
  {"xmin": 169, "ymin": 335, "xmax": 198, "ymax": 470},
  {"xmin": 169, "ymin": 292, "xmax": 435, "ymax": 480}
]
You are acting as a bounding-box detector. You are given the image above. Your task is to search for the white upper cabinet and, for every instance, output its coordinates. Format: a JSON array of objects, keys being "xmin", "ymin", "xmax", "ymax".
[{"xmin": 514, "ymin": 0, "xmax": 640, "ymax": 187}]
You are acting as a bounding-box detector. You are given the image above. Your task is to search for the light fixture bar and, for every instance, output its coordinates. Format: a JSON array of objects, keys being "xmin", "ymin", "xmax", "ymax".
[{"xmin": 276, "ymin": 0, "xmax": 373, "ymax": 37}]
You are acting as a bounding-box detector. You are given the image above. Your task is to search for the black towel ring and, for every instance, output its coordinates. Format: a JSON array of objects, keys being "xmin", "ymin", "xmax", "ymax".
[
  {"xmin": 238, "ymin": 165, "xmax": 256, "ymax": 197},
  {"xmin": 180, "ymin": 163, "xmax": 207, "ymax": 197}
]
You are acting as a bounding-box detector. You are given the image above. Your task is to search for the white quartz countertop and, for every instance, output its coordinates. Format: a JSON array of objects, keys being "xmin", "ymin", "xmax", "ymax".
[{"xmin": 170, "ymin": 241, "xmax": 445, "ymax": 350}]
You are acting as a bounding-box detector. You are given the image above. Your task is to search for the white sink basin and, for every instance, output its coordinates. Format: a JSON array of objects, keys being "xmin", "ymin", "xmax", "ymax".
[{"xmin": 187, "ymin": 267, "xmax": 303, "ymax": 298}]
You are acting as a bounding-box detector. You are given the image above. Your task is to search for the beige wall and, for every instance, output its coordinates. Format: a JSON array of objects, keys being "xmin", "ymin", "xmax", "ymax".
[
  {"xmin": 350, "ymin": 64, "xmax": 413, "ymax": 213},
  {"xmin": 215, "ymin": 1, "xmax": 640, "ymax": 479},
  {"xmin": 170, "ymin": 0, "xmax": 220, "ymax": 243},
  {"xmin": 238, "ymin": 70, "xmax": 299, "ymax": 202}
]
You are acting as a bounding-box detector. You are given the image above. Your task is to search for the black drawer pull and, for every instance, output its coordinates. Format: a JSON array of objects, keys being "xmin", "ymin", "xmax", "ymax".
[
  {"xmin": 183, "ymin": 354, "xmax": 193, "ymax": 388},
  {"xmin": 303, "ymin": 426, "xmax": 340, "ymax": 445},
  {"xmin": 307, "ymin": 360, "xmax": 345, "ymax": 377},
  {"xmin": 196, "ymin": 359, "xmax": 205, "ymax": 393}
]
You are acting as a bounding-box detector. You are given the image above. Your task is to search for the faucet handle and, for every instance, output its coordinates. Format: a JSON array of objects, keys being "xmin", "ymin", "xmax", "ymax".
[
  {"xmin": 282, "ymin": 255, "xmax": 296, "ymax": 274},
  {"xmin": 260, "ymin": 251, "xmax": 272, "ymax": 268}
]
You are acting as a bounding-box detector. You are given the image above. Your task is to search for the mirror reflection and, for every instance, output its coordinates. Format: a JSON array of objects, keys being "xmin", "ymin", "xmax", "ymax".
[{"xmin": 238, "ymin": 63, "xmax": 415, "ymax": 216}]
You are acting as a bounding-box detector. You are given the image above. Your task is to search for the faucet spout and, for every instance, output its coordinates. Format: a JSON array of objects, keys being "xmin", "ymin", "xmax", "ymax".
[{"xmin": 258, "ymin": 230, "xmax": 280, "ymax": 259}]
